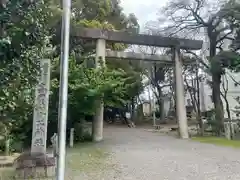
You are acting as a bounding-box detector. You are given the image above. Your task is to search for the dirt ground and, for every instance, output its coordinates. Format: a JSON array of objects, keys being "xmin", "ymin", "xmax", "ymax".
[
  {"xmin": 2, "ymin": 125, "xmax": 240, "ymax": 180},
  {"xmin": 87, "ymin": 126, "xmax": 240, "ymax": 180}
]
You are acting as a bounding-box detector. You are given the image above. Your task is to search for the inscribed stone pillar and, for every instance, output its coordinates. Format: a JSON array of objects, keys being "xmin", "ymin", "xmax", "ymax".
[
  {"xmin": 31, "ymin": 59, "xmax": 51, "ymax": 153},
  {"xmin": 92, "ymin": 39, "xmax": 106, "ymax": 142},
  {"xmin": 173, "ymin": 47, "xmax": 189, "ymax": 139}
]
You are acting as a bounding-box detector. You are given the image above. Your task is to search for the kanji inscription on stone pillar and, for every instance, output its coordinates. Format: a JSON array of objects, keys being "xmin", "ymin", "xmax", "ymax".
[{"xmin": 31, "ymin": 59, "xmax": 51, "ymax": 154}]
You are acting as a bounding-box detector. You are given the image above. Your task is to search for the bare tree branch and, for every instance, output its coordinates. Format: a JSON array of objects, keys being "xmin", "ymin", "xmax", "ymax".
[
  {"xmin": 216, "ymin": 29, "xmax": 234, "ymax": 43},
  {"xmin": 184, "ymin": 50, "xmax": 210, "ymax": 69},
  {"xmin": 221, "ymin": 74, "xmax": 231, "ymax": 119},
  {"xmin": 226, "ymin": 71, "xmax": 240, "ymax": 86}
]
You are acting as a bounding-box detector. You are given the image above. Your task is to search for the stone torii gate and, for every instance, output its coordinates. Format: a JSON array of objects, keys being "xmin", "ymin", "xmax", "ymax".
[{"xmin": 72, "ymin": 28, "xmax": 203, "ymax": 140}]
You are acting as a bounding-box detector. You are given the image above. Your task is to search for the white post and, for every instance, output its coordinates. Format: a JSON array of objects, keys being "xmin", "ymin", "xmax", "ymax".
[
  {"xmin": 5, "ymin": 138, "xmax": 10, "ymax": 156},
  {"xmin": 92, "ymin": 39, "xmax": 106, "ymax": 142},
  {"xmin": 31, "ymin": 59, "xmax": 51, "ymax": 154},
  {"xmin": 173, "ymin": 47, "xmax": 189, "ymax": 139},
  {"xmin": 70, "ymin": 128, "xmax": 74, "ymax": 148}
]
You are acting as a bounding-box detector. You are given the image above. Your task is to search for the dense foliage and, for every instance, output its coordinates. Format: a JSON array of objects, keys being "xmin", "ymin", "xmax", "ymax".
[
  {"xmin": 0, "ymin": 0, "xmax": 142, "ymax": 151},
  {"xmin": 0, "ymin": 0, "xmax": 61, "ymax": 148}
]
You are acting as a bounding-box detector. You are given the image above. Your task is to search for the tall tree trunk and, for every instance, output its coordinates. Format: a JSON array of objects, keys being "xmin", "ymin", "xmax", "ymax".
[
  {"xmin": 221, "ymin": 75, "xmax": 232, "ymax": 139},
  {"xmin": 196, "ymin": 66, "xmax": 204, "ymax": 136},
  {"xmin": 210, "ymin": 37, "xmax": 224, "ymax": 135},
  {"xmin": 184, "ymin": 78, "xmax": 197, "ymax": 112},
  {"xmin": 224, "ymin": 98, "xmax": 232, "ymax": 139},
  {"xmin": 155, "ymin": 84, "xmax": 164, "ymax": 120},
  {"xmin": 0, "ymin": 0, "xmax": 7, "ymax": 37},
  {"xmin": 212, "ymin": 74, "xmax": 224, "ymax": 135},
  {"xmin": 131, "ymin": 97, "xmax": 135, "ymax": 121},
  {"xmin": 224, "ymin": 97, "xmax": 231, "ymax": 120},
  {"xmin": 221, "ymin": 92, "xmax": 232, "ymax": 138},
  {"xmin": 221, "ymin": 75, "xmax": 231, "ymax": 120},
  {"xmin": 169, "ymin": 76, "xmax": 175, "ymax": 115}
]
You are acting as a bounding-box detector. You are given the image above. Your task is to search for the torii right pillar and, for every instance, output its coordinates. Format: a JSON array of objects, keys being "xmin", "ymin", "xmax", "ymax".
[{"xmin": 172, "ymin": 46, "xmax": 189, "ymax": 139}]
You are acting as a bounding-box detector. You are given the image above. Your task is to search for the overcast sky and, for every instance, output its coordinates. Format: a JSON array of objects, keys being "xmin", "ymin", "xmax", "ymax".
[
  {"xmin": 120, "ymin": 0, "xmax": 168, "ymax": 29},
  {"xmin": 119, "ymin": 0, "xmax": 170, "ymax": 100}
]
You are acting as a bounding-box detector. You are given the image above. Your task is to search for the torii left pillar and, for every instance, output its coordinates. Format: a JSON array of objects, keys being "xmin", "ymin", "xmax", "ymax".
[{"xmin": 92, "ymin": 39, "xmax": 106, "ymax": 142}]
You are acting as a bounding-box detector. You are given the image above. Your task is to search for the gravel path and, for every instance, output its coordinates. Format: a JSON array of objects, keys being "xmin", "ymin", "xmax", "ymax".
[{"xmin": 100, "ymin": 126, "xmax": 240, "ymax": 180}]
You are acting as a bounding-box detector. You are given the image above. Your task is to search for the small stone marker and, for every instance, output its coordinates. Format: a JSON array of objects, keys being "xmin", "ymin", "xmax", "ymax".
[
  {"xmin": 51, "ymin": 133, "xmax": 58, "ymax": 157},
  {"xmin": 224, "ymin": 122, "xmax": 231, "ymax": 140},
  {"xmin": 70, "ymin": 128, "xmax": 74, "ymax": 148},
  {"xmin": 125, "ymin": 112, "xmax": 136, "ymax": 128},
  {"xmin": 224, "ymin": 119, "xmax": 235, "ymax": 140},
  {"xmin": 125, "ymin": 112, "xmax": 131, "ymax": 120},
  {"xmin": 31, "ymin": 59, "xmax": 51, "ymax": 154}
]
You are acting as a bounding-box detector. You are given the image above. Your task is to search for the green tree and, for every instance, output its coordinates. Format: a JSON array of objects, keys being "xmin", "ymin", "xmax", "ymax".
[
  {"xmin": 0, "ymin": 0, "xmax": 60, "ymax": 147},
  {"xmin": 47, "ymin": 54, "xmax": 143, "ymax": 141},
  {"xmin": 51, "ymin": 0, "xmax": 139, "ymax": 54},
  {"xmin": 159, "ymin": 0, "xmax": 240, "ymax": 134}
]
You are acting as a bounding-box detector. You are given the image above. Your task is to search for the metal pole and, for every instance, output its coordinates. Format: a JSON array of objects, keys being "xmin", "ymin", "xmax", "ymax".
[{"xmin": 56, "ymin": 0, "xmax": 71, "ymax": 179}]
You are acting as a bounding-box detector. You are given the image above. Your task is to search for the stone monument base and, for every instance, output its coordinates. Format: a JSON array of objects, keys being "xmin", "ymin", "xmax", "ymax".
[
  {"xmin": 14, "ymin": 152, "xmax": 55, "ymax": 179},
  {"xmin": 15, "ymin": 166, "xmax": 56, "ymax": 179}
]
